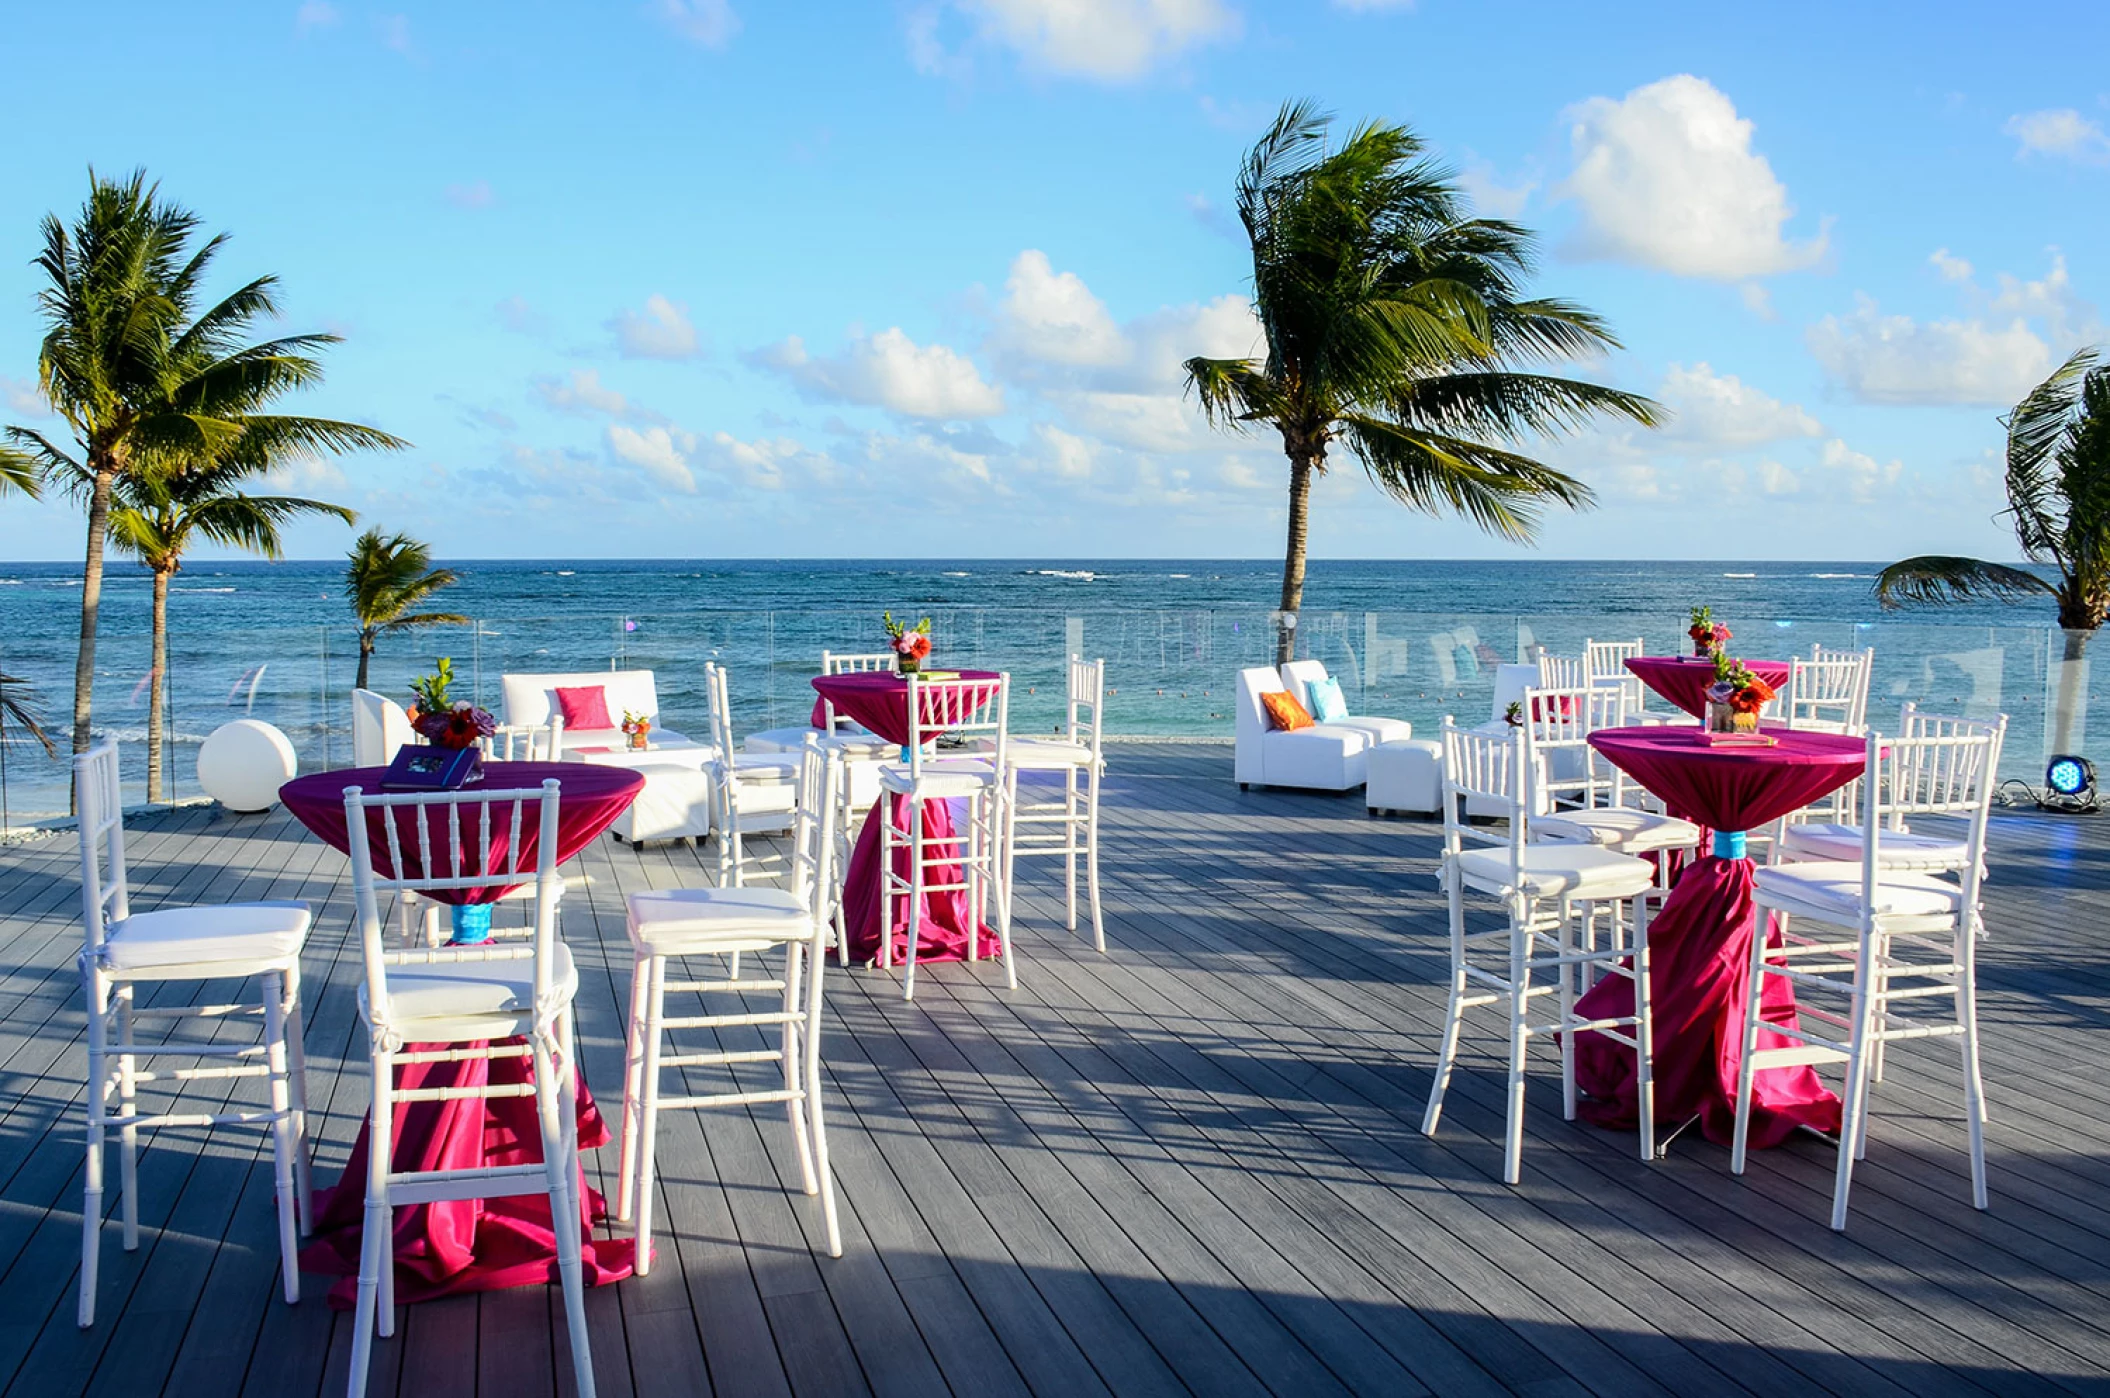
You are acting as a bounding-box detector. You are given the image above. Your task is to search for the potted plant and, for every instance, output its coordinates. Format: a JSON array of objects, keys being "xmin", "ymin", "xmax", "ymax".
[
  {"xmin": 1687, "ymin": 606, "xmax": 1732, "ymax": 659},
  {"xmin": 621, "ymin": 709, "xmax": 652, "ymax": 751},
  {"xmin": 884, "ymin": 611, "xmax": 933, "ymax": 675},
  {"xmin": 1704, "ymin": 653, "xmax": 1776, "ymax": 734}
]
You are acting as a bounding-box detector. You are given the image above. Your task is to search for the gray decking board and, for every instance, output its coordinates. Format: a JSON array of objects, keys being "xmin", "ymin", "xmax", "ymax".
[{"xmin": 0, "ymin": 743, "xmax": 2105, "ymax": 1396}]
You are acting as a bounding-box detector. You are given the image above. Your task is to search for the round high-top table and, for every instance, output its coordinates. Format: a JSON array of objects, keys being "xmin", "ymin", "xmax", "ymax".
[
  {"xmin": 1571, "ymin": 727, "xmax": 1867, "ymax": 1148},
  {"xmin": 1626, "ymin": 655, "xmax": 1793, "ymax": 719},
  {"xmin": 810, "ymin": 670, "xmax": 1005, "ymax": 967},
  {"xmin": 279, "ymin": 761, "xmax": 644, "ymax": 1305}
]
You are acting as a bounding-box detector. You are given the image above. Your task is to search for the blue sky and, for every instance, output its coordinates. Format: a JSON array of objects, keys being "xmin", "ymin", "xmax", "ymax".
[{"xmin": 1, "ymin": 0, "xmax": 2105, "ymax": 562}]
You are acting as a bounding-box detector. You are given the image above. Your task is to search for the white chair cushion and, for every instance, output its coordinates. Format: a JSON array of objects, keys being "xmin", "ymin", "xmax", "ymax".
[
  {"xmin": 879, "ymin": 758, "xmax": 996, "ymax": 798},
  {"xmin": 1328, "ymin": 716, "xmax": 1413, "ymax": 745},
  {"xmin": 1778, "ymin": 822, "xmax": 1969, "ymax": 872},
  {"xmin": 1754, "ymin": 861, "xmax": 1964, "ymax": 923},
  {"xmin": 821, "ymin": 732, "xmax": 901, "ymax": 760},
  {"xmin": 101, "ymin": 900, "xmax": 310, "ymax": 972},
  {"xmin": 360, "ymin": 942, "xmax": 577, "ymax": 1041},
  {"xmin": 1452, "ymin": 844, "xmax": 1654, "ymax": 901},
  {"xmin": 1535, "ymin": 807, "xmax": 1701, "ymax": 855},
  {"xmin": 1005, "ymin": 737, "xmax": 1098, "ymax": 770},
  {"xmin": 731, "ymin": 753, "xmax": 800, "ymax": 782},
  {"xmin": 743, "ymin": 725, "xmax": 820, "ymax": 754},
  {"xmin": 627, "ymin": 886, "xmax": 814, "ymax": 954}
]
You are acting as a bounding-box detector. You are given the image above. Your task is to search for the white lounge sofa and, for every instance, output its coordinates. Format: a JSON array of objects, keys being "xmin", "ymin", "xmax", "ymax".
[
  {"xmin": 1278, "ymin": 661, "xmax": 1416, "ymax": 747},
  {"xmin": 1235, "ymin": 667, "xmax": 1374, "ymax": 792},
  {"xmin": 500, "ymin": 670, "xmax": 692, "ymax": 757}
]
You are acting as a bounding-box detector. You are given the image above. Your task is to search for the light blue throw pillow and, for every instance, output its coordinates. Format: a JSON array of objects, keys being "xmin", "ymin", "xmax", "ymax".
[{"xmin": 1306, "ymin": 676, "xmax": 1349, "ymax": 723}]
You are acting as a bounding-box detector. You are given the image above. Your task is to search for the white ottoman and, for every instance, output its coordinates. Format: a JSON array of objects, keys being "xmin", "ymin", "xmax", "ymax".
[
  {"xmin": 1366, "ymin": 738, "xmax": 1443, "ymax": 817},
  {"xmin": 612, "ymin": 762, "xmax": 714, "ymax": 845}
]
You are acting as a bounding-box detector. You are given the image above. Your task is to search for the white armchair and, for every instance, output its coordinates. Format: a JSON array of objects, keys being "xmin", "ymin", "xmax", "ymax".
[
  {"xmin": 1234, "ymin": 667, "xmax": 1372, "ymax": 792},
  {"xmin": 1278, "ymin": 661, "xmax": 1414, "ymax": 746},
  {"xmin": 351, "ymin": 689, "xmax": 416, "ymax": 767}
]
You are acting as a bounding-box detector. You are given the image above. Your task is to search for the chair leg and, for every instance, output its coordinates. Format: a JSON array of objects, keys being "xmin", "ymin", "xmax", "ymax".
[
  {"xmin": 616, "ymin": 952, "xmax": 651, "ymax": 1224},
  {"xmin": 991, "ymin": 789, "xmax": 1017, "ymax": 991},
  {"xmin": 1831, "ymin": 971, "xmax": 1877, "ymax": 1232},
  {"xmin": 1002, "ymin": 769, "xmax": 1021, "ymax": 934},
  {"xmin": 350, "ymin": 1046, "xmax": 394, "ymax": 1395},
  {"xmin": 1633, "ymin": 894, "xmax": 1655, "ymax": 1163},
  {"xmin": 1729, "ymin": 904, "xmax": 1775, "ymax": 1176},
  {"xmin": 263, "ymin": 971, "xmax": 301, "ymax": 1305},
  {"xmin": 1421, "ymin": 884, "xmax": 1468, "ymax": 1137},
  {"xmin": 903, "ymin": 801, "xmax": 926, "ymax": 1001},
  {"xmin": 1063, "ymin": 768, "xmax": 1078, "ymax": 933},
  {"xmin": 783, "ymin": 942, "xmax": 818, "ymax": 1195},
  {"xmin": 374, "ymin": 1052, "xmax": 397, "ymax": 1333},
  {"xmin": 803, "ymin": 933, "xmax": 842, "ymax": 1257},
  {"xmin": 1085, "ymin": 764, "xmax": 1105, "ymax": 954},
  {"xmin": 535, "ymin": 1033, "xmax": 596, "ymax": 1398},
  {"xmin": 1559, "ymin": 905, "xmax": 1579, "ymax": 1122},
  {"xmin": 285, "ymin": 958, "xmax": 315, "ymax": 1236},
  {"xmin": 78, "ymin": 969, "xmax": 109, "ymax": 1329},
  {"xmin": 556, "ymin": 1008, "xmax": 587, "ymax": 1240},
  {"xmin": 117, "ymin": 984, "xmax": 138, "ymax": 1251},
  {"xmin": 1503, "ymin": 908, "xmax": 1533, "ymax": 1186},
  {"xmin": 633, "ymin": 956, "xmax": 666, "ymax": 1274},
  {"xmin": 1958, "ymin": 920, "xmax": 1989, "ymax": 1210}
]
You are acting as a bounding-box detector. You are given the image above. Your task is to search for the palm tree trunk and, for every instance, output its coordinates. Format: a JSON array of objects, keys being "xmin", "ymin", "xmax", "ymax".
[
  {"xmin": 147, "ymin": 568, "xmax": 170, "ymax": 803},
  {"xmin": 70, "ymin": 465, "xmax": 116, "ymax": 807},
  {"xmin": 356, "ymin": 631, "xmax": 373, "ymax": 691},
  {"xmin": 1276, "ymin": 450, "xmax": 1318, "ymax": 665},
  {"xmin": 2050, "ymin": 627, "xmax": 2092, "ymax": 756}
]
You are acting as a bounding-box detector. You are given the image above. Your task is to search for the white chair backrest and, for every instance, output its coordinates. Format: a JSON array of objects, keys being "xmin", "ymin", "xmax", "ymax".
[
  {"xmin": 1851, "ymin": 724, "xmax": 1998, "ymax": 919},
  {"xmin": 1888, "ymin": 704, "xmax": 2007, "ymax": 823},
  {"xmin": 352, "ymin": 688, "xmax": 417, "ymax": 767},
  {"xmin": 1534, "ymin": 648, "xmax": 1587, "ymax": 692},
  {"xmin": 822, "ymin": 651, "xmax": 895, "ymax": 675},
  {"xmin": 1235, "ymin": 666, "xmax": 1287, "ymax": 742},
  {"xmin": 75, "ymin": 740, "xmax": 130, "ymax": 962},
  {"xmin": 786, "ymin": 736, "xmax": 842, "ymax": 918},
  {"xmin": 1519, "ymin": 684, "xmax": 1629, "ymax": 812},
  {"xmin": 342, "ymin": 779, "xmax": 565, "ymax": 1035},
  {"xmin": 1278, "ymin": 659, "xmax": 1330, "ymax": 710},
  {"xmin": 1788, "ymin": 652, "xmax": 1872, "ymax": 732},
  {"xmin": 904, "ymin": 673, "xmax": 1008, "ymax": 780},
  {"xmin": 1440, "ymin": 716, "xmax": 1526, "ymax": 876},
  {"xmin": 484, "ymin": 715, "xmax": 565, "ymax": 762},
  {"xmin": 1064, "ymin": 655, "xmax": 1106, "ymax": 754},
  {"xmin": 705, "ymin": 662, "xmax": 738, "ymax": 758},
  {"xmin": 1583, "ymin": 638, "xmax": 1644, "ymax": 685}
]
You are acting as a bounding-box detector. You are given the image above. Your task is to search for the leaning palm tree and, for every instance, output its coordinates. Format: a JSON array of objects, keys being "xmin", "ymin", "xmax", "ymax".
[
  {"xmin": 346, "ymin": 529, "xmax": 467, "ymax": 691},
  {"xmin": 1, "ymin": 169, "xmax": 405, "ymax": 765},
  {"xmin": 1877, "ymin": 346, "xmax": 2108, "ymax": 751},
  {"xmin": 1185, "ymin": 102, "xmax": 1662, "ymax": 662},
  {"xmin": 108, "ymin": 454, "xmax": 356, "ymax": 800},
  {"xmin": 0, "ymin": 669, "xmax": 57, "ymax": 831}
]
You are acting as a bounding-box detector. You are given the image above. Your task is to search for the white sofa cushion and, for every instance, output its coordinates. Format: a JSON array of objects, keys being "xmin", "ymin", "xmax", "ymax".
[
  {"xmin": 101, "ymin": 900, "xmax": 311, "ymax": 972},
  {"xmin": 1755, "ymin": 862, "xmax": 1964, "ymax": 923}
]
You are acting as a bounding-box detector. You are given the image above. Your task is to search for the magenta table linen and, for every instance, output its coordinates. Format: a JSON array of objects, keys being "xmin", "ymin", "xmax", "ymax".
[
  {"xmin": 811, "ymin": 670, "xmax": 1005, "ymax": 967},
  {"xmin": 281, "ymin": 760, "xmax": 645, "ymax": 1303},
  {"xmin": 1572, "ymin": 727, "xmax": 1866, "ymax": 1147},
  {"xmin": 1625, "ymin": 655, "xmax": 1793, "ymax": 720}
]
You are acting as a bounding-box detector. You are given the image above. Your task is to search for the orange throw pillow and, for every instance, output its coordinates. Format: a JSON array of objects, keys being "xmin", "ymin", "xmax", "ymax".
[{"xmin": 1261, "ymin": 689, "xmax": 1315, "ymax": 731}]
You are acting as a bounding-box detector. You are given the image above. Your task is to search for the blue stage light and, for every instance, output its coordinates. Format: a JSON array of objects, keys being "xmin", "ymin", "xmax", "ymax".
[{"xmin": 2047, "ymin": 755, "xmax": 2094, "ymax": 798}]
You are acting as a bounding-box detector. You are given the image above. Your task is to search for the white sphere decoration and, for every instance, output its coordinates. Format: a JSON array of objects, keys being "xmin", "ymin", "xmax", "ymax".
[{"xmin": 196, "ymin": 719, "xmax": 298, "ymax": 813}]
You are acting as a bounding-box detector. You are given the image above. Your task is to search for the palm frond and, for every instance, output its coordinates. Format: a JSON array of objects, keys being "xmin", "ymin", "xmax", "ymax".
[
  {"xmin": 1873, "ymin": 556, "xmax": 2057, "ymax": 610},
  {"xmin": 1336, "ymin": 413, "xmax": 1594, "ymax": 543},
  {"xmin": 1393, "ymin": 372, "xmax": 1663, "ymax": 440},
  {"xmin": 378, "ymin": 610, "xmax": 471, "ymax": 635},
  {"xmin": 0, "ymin": 670, "xmax": 57, "ymax": 758},
  {"xmin": 0, "ymin": 444, "xmax": 43, "ymax": 497},
  {"xmin": 2002, "ymin": 348, "xmax": 2095, "ymax": 563},
  {"xmin": 1182, "ymin": 357, "xmax": 1284, "ymax": 428}
]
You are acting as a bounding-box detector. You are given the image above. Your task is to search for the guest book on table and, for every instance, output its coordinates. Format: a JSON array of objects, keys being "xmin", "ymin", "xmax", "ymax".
[{"xmin": 381, "ymin": 745, "xmax": 483, "ymax": 791}]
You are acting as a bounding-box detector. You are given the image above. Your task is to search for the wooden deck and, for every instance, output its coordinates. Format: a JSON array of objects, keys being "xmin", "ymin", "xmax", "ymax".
[{"xmin": 1, "ymin": 741, "xmax": 2108, "ymax": 1397}]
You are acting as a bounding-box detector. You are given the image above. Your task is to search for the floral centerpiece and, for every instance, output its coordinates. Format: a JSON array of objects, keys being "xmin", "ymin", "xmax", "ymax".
[
  {"xmin": 1687, "ymin": 605, "xmax": 1732, "ymax": 659},
  {"xmin": 1705, "ymin": 652, "xmax": 1777, "ymax": 734},
  {"xmin": 408, "ymin": 658, "xmax": 497, "ymax": 750},
  {"xmin": 621, "ymin": 709, "xmax": 652, "ymax": 751},
  {"xmin": 884, "ymin": 611, "xmax": 933, "ymax": 675}
]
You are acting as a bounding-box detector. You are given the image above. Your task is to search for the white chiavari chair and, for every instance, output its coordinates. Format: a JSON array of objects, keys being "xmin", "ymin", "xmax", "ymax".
[
  {"xmin": 1001, "ymin": 655, "xmax": 1107, "ymax": 951},
  {"xmin": 1522, "ymin": 685, "xmax": 1702, "ymax": 885},
  {"xmin": 1583, "ymin": 637, "xmax": 1648, "ymax": 713},
  {"xmin": 1777, "ymin": 704, "xmax": 2006, "ymax": 875},
  {"xmin": 617, "ymin": 736, "xmax": 844, "ymax": 1264},
  {"xmin": 1533, "ymin": 647, "xmax": 1588, "ymax": 692},
  {"xmin": 73, "ymin": 739, "xmax": 313, "ymax": 1328},
  {"xmin": 340, "ymin": 778, "xmax": 594, "ymax": 1396},
  {"xmin": 705, "ymin": 662, "xmax": 801, "ymax": 886},
  {"xmin": 880, "ymin": 673, "xmax": 1012, "ymax": 999},
  {"xmin": 1786, "ymin": 648, "xmax": 1874, "ymax": 733},
  {"xmin": 1423, "ymin": 718, "xmax": 1658, "ymax": 1183},
  {"xmin": 1733, "ymin": 720, "xmax": 2000, "ymax": 1231}
]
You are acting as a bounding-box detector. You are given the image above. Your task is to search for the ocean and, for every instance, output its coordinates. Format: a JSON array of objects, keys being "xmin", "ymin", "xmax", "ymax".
[{"xmin": 0, "ymin": 557, "xmax": 2083, "ymax": 820}]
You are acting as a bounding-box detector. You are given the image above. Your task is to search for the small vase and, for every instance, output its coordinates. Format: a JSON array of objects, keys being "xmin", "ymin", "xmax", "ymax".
[
  {"xmin": 1692, "ymin": 638, "xmax": 1711, "ymax": 658},
  {"xmin": 897, "ymin": 655, "xmax": 922, "ymax": 676},
  {"xmin": 628, "ymin": 728, "xmax": 649, "ymax": 751},
  {"xmin": 1706, "ymin": 700, "xmax": 1735, "ymax": 734}
]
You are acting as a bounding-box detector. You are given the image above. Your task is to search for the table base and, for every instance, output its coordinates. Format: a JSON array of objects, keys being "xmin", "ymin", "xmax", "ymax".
[
  {"xmin": 1573, "ymin": 854, "xmax": 1842, "ymax": 1148},
  {"xmin": 299, "ymin": 1039, "xmax": 636, "ymax": 1307},
  {"xmin": 837, "ymin": 793, "xmax": 1001, "ymax": 966}
]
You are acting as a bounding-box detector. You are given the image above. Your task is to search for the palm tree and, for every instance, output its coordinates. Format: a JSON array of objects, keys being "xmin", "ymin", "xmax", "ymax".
[
  {"xmin": 108, "ymin": 456, "xmax": 356, "ymax": 801},
  {"xmin": 346, "ymin": 529, "xmax": 467, "ymax": 691},
  {"xmin": 1184, "ymin": 102, "xmax": 1662, "ymax": 662},
  {"xmin": 1876, "ymin": 346, "xmax": 2108, "ymax": 751},
  {"xmin": 0, "ymin": 169, "xmax": 405, "ymax": 766},
  {"xmin": 0, "ymin": 670, "xmax": 57, "ymax": 831}
]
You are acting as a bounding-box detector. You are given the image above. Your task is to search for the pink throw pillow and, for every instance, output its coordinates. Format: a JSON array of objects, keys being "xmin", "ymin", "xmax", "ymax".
[{"xmin": 554, "ymin": 685, "xmax": 614, "ymax": 732}]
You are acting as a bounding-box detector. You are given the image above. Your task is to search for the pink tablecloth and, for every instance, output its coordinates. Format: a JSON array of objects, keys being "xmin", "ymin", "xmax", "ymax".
[
  {"xmin": 1572, "ymin": 726, "xmax": 1866, "ymax": 1148},
  {"xmin": 280, "ymin": 762, "xmax": 644, "ymax": 1304},
  {"xmin": 1625, "ymin": 655, "xmax": 1793, "ymax": 719},
  {"xmin": 810, "ymin": 670, "xmax": 1005, "ymax": 967}
]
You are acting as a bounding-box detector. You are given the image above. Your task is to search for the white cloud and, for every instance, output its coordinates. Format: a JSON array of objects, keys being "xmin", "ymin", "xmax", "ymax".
[
  {"xmin": 1560, "ymin": 74, "xmax": 1827, "ymax": 279},
  {"xmin": 1456, "ymin": 160, "xmax": 1537, "ymax": 218},
  {"xmin": 910, "ymin": 0, "xmax": 1236, "ymax": 81},
  {"xmin": 1807, "ymin": 296, "xmax": 2052, "ymax": 406},
  {"xmin": 496, "ymin": 295, "xmax": 541, "ymax": 334},
  {"xmin": 606, "ymin": 425, "xmax": 699, "ymax": 494},
  {"xmin": 378, "ymin": 13, "xmax": 416, "ymax": 57},
  {"xmin": 698, "ymin": 432, "xmax": 835, "ymax": 492},
  {"xmin": 991, "ymin": 250, "xmax": 1127, "ymax": 368},
  {"xmin": 1929, "ymin": 248, "xmax": 1973, "ymax": 283},
  {"xmin": 295, "ymin": 1, "xmax": 338, "ymax": 31},
  {"xmin": 2, "ymin": 375, "xmax": 48, "ymax": 416},
  {"xmin": 654, "ymin": 0, "xmax": 740, "ymax": 48},
  {"xmin": 1031, "ymin": 423, "xmax": 1096, "ymax": 479},
  {"xmin": 267, "ymin": 458, "xmax": 350, "ymax": 495},
  {"xmin": 2004, "ymin": 109, "xmax": 2110, "ymax": 165},
  {"xmin": 533, "ymin": 369, "xmax": 661, "ymax": 422},
  {"xmin": 1818, "ymin": 437, "xmax": 1903, "ymax": 502},
  {"xmin": 755, "ymin": 328, "xmax": 1005, "ymax": 419},
  {"xmin": 610, "ymin": 294, "xmax": 702, "ymax": 359},
  {"xmin": 1739, "ymin": 283, "xmax": 1776, "ymax": 321},
  {"xmin": 1658, "ymin": 362, "xmax": 1822, "ymax": 448},
  {"xmin": 1756, "ymin": 460, "xmax": 1800, "ymax": 495},
  {"xmin": 444, "ymin": 180, "xmax": 495, "ymax": 210}
]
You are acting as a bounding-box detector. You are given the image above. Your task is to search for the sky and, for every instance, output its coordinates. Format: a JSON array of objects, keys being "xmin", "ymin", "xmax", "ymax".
[{"xmin": 0, "ymin": 0, "xmax": 2105, "ymax": 564}]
